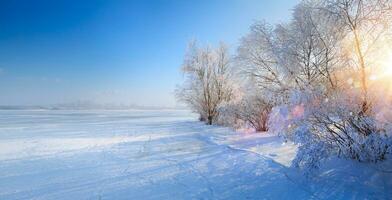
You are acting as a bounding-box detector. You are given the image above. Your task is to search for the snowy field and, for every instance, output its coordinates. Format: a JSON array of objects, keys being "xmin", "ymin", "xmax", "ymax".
[{"xmin": 0, "ymin": 110, "xmax": 391, "ymax": 199}]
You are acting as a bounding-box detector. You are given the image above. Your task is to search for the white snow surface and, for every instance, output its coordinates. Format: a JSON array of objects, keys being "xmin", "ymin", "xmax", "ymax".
[{"xmin": 0, "ymin": 110, "xmax": 391, "ymax": 199}]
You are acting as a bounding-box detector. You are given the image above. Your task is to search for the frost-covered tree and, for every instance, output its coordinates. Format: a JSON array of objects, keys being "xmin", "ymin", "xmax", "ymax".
[
  {"xmin": 237, "ymin": 2, "xmax": 341, "ymax": 102},
  {"xmin": 237, "ymin": 21, "xmax": 288, "ymax": 98},
  {"xmin": 285, "ymin": 1, "xmax": 344, "ymax": 91},
  {"xmin": 176, "ymin": 41, "xmax": 233, "ymax": 125}
]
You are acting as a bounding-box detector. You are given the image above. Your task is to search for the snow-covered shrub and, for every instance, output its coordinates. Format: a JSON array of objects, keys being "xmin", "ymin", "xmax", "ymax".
[
  {"xmin": 218, "ymin": 93, "xmax": 274, "ymax": 132},
  {"xmin": 291, "ymin": 125, "xmax": 330, "ymax": 174},
  {"xmin": 268, "ymin": 106, "xmax": 291, "ymax": 138},
  {"xmin": 235, "ymin": 94, "xmax": 273, "ymax": 132},
  {"xmin": 270, "ymin": 88, "xmax": 392, "ymax": 172},
  {"xmin": 307, "ymin": 90, "xmax": 391, "ymax": 162},
  {"xmin": 217, "ymin": 101, "xmax": 244, "ymax": 129}
]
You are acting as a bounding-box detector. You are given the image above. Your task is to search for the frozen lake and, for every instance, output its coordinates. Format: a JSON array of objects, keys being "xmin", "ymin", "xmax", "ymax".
[
  {"xmin": 0, "ymin": 110, "xmax": 304, "ymax": 199},
  {"xmin": 0, "ymin": 110, "xmax": 390, "ymax": 199}
]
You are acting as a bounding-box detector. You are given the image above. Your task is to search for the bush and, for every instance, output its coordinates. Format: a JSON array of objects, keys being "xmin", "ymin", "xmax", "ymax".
[
  {"xmin": 218, "ymin": 93, "xmax": 273, "ymax": 132},
  {"xmin": 270, "ymin": 89, "xmax": 392, "ymax": 172}
]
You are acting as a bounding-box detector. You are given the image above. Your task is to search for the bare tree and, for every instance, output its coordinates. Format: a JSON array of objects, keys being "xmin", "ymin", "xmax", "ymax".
[
  {"xmin": 176, "ymin": 41, "xmax": 233, "ymax": 125},
  {"xmin": 286, "ymin": 1, "xmax": 345, "ymax": 91}
]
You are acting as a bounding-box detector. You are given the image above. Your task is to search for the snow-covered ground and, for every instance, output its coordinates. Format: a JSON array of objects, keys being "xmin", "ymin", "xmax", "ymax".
[{"xmin": 0, "ymin": 110, "xmax": 391, "ymax": 199}]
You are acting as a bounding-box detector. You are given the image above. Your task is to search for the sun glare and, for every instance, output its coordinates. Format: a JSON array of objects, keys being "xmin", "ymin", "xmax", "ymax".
[
  {"xmin": 381, "ymin": 53, "xmax": 392, "ymax": 76},
  {"xmin": 373, "ymin": 52, "xmax": 392, "ymax": 82}
]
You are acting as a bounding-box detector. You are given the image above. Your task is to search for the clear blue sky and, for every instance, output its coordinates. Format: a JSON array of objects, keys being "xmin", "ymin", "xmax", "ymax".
[{"xmin": 0, "ymin": 0, "xmax": 298, "ymax": 107}]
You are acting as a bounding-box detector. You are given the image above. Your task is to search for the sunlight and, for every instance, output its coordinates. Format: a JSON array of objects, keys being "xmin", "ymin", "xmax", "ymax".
[
  {"xmin": 379, "ymin": 52, "xmax": 392, "ymax": 79},
  {"xmin": 370, "ymin": 51, "xmax": 392, "ymax": 84},
  {"xmin": 369, "ymin": 51, "xmax": 392, "ymax": 102}
]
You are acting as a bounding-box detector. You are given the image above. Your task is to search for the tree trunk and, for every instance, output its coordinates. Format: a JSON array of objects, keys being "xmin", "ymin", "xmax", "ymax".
[{"xmin": 207, "ymin": 116, "xmax": 213, "ymax": 125}]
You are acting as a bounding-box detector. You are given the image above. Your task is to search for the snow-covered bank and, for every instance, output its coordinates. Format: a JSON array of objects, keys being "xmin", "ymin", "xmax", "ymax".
[
  {"xmin": 206, "ymin": 126, "xmax": 392, "ymax": 199},
  {"xmin": 207, "ymin": 130, "xmax": 297, "ymax": 167},
  {"xmin": 0, "ymin": 110, "xmax": 391, "ymax": 199}
]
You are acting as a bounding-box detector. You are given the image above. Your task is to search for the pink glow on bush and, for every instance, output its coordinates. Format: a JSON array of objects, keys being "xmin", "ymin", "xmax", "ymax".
[
  {"xmin": 236, "ymin": 127, "xmax": 257, "ymax": 135},
  {"xmin": 291, "ymin": 104, "xmax": 304, "ymax": 118}
]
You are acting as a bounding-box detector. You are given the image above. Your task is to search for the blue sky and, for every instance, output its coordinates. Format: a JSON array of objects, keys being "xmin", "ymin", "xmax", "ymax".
[{"xmin": 0, "ymin": 0, "xmax": 298, "ymax": 107}]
